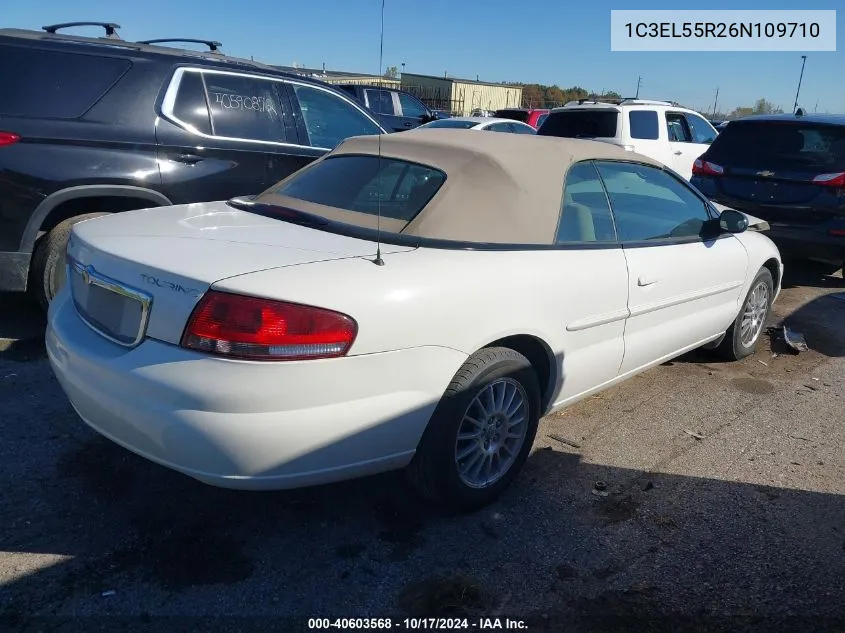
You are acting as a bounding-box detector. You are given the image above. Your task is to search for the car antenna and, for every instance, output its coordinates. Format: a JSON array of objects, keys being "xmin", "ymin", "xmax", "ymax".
[{"xmin": 372, "ymin": 0, "xmax": 386, "ymax": 266}]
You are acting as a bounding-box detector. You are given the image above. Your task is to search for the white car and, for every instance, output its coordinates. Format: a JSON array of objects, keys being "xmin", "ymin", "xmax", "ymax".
[
  {"xmin": 46, "ymin": 129, "xmax": 782, "ymax": 511},
  {"xmin": 538, "ymin": 99, "xmax": 718, "ymax": 180},
  {"xmin": 417, "ymin": 116, "xmax": 537, "ymax": 134}
]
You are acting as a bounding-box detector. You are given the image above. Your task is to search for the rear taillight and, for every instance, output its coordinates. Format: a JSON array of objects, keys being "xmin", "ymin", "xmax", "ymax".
[
  {"xmin": 692, "ymin": 159, "xmax": 724, "ymax": 176},
  {"xmin": 181, "ymin": 291, "xmax": 357, "ymax": 361},
  {"xmin": 0, "ymin": 132, "xmax": 20, "ymax": 147},
  {"xmin": 829, "ymin": 229, "xmax": 845, "ymax": 236},
  {"xmin": 812, "ymin": 172, "xmax": 845, "ymax": 188}
]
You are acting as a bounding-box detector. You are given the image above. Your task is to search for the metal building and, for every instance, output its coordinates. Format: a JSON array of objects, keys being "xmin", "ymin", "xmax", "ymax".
[{"xmin": 400, "ymin": 73, "xmax": 522, "ymax": 116}]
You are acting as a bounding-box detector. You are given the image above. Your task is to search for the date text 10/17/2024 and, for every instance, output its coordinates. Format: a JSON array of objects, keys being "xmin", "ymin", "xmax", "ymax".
[{"xmin": 307, "ymin": 618, "xmax": 529, "ymax": 630}]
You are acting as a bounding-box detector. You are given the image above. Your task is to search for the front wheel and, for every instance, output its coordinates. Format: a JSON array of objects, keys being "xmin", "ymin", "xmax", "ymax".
[
  {"xmin": 717, "ymin": 267, "xmax": 773, "ymax": 361},
  {"xmin": 407, "ymin": 347, "xmax": 541, "ymax": 513}
]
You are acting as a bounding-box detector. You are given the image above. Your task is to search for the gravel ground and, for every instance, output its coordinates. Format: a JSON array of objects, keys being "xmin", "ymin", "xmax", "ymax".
[{"xmin": 1, "ymin": 262, "xmax": 844, "ymax": 633}]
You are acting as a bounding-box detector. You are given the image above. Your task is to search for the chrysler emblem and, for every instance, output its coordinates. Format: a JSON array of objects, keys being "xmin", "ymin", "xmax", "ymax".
[{"xmin": 757, "ymin": 170, "xmax": 775, "ymax": 177}]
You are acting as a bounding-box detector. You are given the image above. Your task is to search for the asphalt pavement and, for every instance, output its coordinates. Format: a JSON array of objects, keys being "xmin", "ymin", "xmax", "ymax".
[{"xmin": 1, "ymin": 263, "xmax": 844, "ymax": 633}]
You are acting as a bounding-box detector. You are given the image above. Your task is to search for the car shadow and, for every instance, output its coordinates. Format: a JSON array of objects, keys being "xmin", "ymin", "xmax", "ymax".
[
  {"xmin": 667, "ymin": 265, "xmax": 845, "ymax": 369},
  {"xmin": 672, "ymin": 294, "xmax": 845, "ymax": 368},
  {"xmin": 780, "ymin": 258, "xmax": 844, "ymax": 290},
  {"xmin": 2, "ymin": 390, "xmax": 844, "ymax": 632},
  {"xmin": 0, "ymin": 292, "xmax": 46, "ymax": 362}
]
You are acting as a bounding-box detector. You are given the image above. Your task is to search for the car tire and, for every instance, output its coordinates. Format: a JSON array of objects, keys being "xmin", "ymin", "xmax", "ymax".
[
  {"xmin": 717, "ymin": 267, "xmax": 774, "ymax": 361},
  {"xmin": 407, "ymin": 347, "xmax": 541, "ymax": 513},
  {"xmin": 30, "ymin": 213, "xmax": 110, "ymax": 310}
]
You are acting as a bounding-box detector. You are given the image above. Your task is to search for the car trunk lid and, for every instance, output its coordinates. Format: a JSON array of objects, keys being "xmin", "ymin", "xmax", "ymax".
[{"xmin": 66, "ymin": 200, "xmax": 413, "ymax": 345}]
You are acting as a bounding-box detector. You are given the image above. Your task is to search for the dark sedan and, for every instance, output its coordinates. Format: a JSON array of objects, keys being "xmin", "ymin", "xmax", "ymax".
[{"xmin": 691, "ymin": 113, "xmax": 845, "ymax": 273}]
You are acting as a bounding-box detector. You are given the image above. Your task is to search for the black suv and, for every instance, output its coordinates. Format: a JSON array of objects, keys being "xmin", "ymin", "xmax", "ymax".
[
  {"xmin": 0, "ymin": 22, "xmax": 386, "ymax": 307},
  {"xmin": 691, "ymin": 113, "xmax": 845, "ymax": 273}
]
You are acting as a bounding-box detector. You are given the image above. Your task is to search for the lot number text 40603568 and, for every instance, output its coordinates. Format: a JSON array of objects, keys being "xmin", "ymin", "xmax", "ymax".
[{"xmin": 307, "ymin": 618, "xmax": 529, "ymax": 630}]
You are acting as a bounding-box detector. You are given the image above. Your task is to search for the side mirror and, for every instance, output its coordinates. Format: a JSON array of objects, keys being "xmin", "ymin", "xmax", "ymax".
[{"xmin": 719, "ymin": 209, "xmax": 749, "ymax": 233}]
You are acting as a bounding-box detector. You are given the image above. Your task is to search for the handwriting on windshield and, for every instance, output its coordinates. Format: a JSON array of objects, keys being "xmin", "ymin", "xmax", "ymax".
[{"xmin": 210, "ymin": 92, "xmax": 277, "ymax": 115}]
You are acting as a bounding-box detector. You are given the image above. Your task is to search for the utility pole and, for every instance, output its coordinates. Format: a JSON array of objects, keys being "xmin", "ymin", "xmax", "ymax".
[
  {"xmin": 712, "ymin": 87, "xmax": 719, "ymax": 116},
  {"xmin": 793, "ymin": 55, "xmax": 807, "ymax": 113},
  {"xmin": 814, "ymin": 98, "xmax": 819, "ymax": 112},
  {"xmin": 635, "ymin": 75, "xmax": 642, "ymax": 98}
]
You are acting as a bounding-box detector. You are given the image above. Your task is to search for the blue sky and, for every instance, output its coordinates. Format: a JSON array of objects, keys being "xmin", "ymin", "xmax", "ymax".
[{"xmin": 5, "ymin": 0, "xmax": 843, "ymax": 113}]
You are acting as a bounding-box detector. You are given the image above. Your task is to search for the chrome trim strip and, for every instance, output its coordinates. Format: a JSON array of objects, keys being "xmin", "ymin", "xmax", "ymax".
[
  {"xmin": 160, "ymin": 66, "xmax": 385, "ymax": 151},
  {"xmin": 68, "ymin": 258, "xmax": 153, "ymax": 348}
]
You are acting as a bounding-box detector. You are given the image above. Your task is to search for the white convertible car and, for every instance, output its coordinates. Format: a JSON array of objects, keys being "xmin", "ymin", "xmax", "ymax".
[{"xmin": 46, "ymin": 129, "xmax": 782, "ymax": 511}]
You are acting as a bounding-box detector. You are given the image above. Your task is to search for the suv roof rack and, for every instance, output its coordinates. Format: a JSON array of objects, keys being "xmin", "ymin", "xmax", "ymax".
[
  {"xmin": 564, "ymin": 97, "xmax": 676, "ymax": 107},
  {"xmin": 42, "ymin": 22, "xmax": 121, "ymax": 39},
  {"xmin": 619, "ymin": 98, "xmax": 674, "ymax": 106},
  {"xmin": 137, "ymin": 38, "xmax": 223, "ymax": 53},
  {"xmin": 566, "ymin": 98, "xmax": 621, "ymax": 106}
]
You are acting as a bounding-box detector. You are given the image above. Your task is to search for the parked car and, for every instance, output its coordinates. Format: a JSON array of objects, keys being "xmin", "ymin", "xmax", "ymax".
[
  {"xmin": 492, "ymin": 108, "xmax": 550, "ymax": 129},
  {"xmin": 691, "ymin": 113, "xmax": 845, "ymax": 273},
  {"xmin": 417, "ymin": 116, "xmax": 536, "ymax": 134},
  {"xmin": 537, "ymin": 99, "xmax": 718, "ymax": 180},
  {"xmin": 47, "ymin": 129, "xmax": 782, "ymax": 511},
  {"xmin": 0, "ymin": 22, "xmax": 386, "ymax": 308},
  {"xmin": 470, "ymin": 108, "xmax": 495, "ymax": 117},
  {"xmin": 334, "ymin": 84, "xmax": 442, "ymax": 132}
]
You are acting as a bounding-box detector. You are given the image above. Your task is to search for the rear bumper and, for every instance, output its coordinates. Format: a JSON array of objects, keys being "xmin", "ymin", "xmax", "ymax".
[
  {"xmin": 0, "ymin": 251, "xmax": 29, "ymax": 292},
  {"xmin": 46, "ymin": 287, "xmax": 467, "ymax": 490},
  {"xmin": 699, "ymin": 189, "xmax": 844, "ymax": 265},
  {"xmin": 764, "ymin": 225, "xmax": 844, "ymax": 265}
]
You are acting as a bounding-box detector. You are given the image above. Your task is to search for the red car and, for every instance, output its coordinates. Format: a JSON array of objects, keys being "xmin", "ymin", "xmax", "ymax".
[{"xmin": 492, "ymin": 108, "xmax": 550, "ymax": 129}]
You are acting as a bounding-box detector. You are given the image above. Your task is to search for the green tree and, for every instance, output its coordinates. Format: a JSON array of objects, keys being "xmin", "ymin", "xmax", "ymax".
[
  {"xmin": 725, "ymin": 98, "xmax": 783, "ymax": 120},
  {"xmin": 383, "ymin": 65, "xmax": 399, "ymax": 79},
  {"xmin": 521, "ymin": 84, "xmax": 544, "ymax": 107},
  {"xmin": 518, "ymin": 83, "xmax": 609, "ymax": 108},
  {"xmin": 752, "ymin": 98, "xmax": 776, "ymax": 114}
]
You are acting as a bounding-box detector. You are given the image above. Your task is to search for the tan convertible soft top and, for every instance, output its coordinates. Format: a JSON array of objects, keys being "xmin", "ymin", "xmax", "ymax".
[{"xmin": 256, "ymin": 128, "xmax": 664, "ymax": 244}]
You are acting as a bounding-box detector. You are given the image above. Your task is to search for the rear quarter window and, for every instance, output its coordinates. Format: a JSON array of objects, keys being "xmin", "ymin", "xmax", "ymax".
[
  {"xmin": 537, "ymin": 110, "xmax": 619, "ymax": 138},
  {"xmin": 171, "ymin": 71, "xmax": 212, "ymax": 135},
  {"xmin": 270, "ymin": 155, "xmax": 446, "ymax": 223},
  {"xmin": 0, "ymin": 44, "xmax": 131, "ymax": 119}
]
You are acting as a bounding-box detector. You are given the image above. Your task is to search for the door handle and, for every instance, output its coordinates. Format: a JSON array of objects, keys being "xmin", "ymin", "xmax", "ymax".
[
  {"xmin": 673, "ymin": 150, "xmax": 682, "ymax": 155},
  {"xmin": 638, "ymin": 275, "xmax": 659, "ymax": 286},
  {"xmin": 174, "ymin": 153, "xmax": 204, "ymax": 164}
]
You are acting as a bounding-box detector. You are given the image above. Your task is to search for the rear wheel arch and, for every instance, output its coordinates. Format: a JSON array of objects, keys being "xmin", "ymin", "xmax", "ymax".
[
  {"xmin": 23, "ymin": 186, "xmax": 172, "ymax": 308},
  {"xmin": 21, "ymin": 185, "xmax": 173, "ymax": 254},
  {"xmin": 408, "ymin": 345, "xmax": 543, "ymax": 511},
  {"xmin": 482, "ymin": 334, "xmax": 557, "ymax": 413}
]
